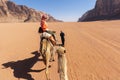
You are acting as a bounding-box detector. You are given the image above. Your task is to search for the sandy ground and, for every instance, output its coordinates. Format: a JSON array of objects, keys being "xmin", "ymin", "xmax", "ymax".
[{"xmin": 1, "ymin": 20, "xmax": 120, "ymax": 80}]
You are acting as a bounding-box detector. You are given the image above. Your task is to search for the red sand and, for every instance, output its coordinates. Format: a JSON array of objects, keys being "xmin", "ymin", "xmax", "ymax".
[{"xmin": 1, "ymin": 21, "xmax": 120, "ymax": 80}]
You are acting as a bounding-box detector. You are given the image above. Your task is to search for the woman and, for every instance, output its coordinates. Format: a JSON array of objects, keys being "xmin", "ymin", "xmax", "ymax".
[{"xmin": 40, "ymin": 15, "xmax": 56, "ymax": 45}]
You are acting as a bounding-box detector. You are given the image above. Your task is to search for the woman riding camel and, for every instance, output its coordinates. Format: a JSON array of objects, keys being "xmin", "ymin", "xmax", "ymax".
[{"xmin": 40, "ymin": 15, "xmax": 56, "ymax": 45}]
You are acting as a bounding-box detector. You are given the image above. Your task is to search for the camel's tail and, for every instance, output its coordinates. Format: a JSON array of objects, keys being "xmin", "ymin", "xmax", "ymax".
[{"xmin": 57, "ymin": 46, "xmax": 68, "ymax": 80}]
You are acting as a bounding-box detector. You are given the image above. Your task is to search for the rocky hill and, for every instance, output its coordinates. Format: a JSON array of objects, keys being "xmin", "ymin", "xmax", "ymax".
[
  {"xmin": 0, "ymin": 0, "xmax": 60, "ymax": 22},
  {"xmin": 78, "ymin": 0, "xmax": 120, "ymax": 22}
]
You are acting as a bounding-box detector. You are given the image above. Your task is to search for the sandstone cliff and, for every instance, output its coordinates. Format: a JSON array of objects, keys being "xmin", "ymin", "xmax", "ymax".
[
  {"xmin": 78, "ymin": 0, "xmax": 120, "ymax": 21},
  {"xmin": 0, "ymin": 0, "xmax": 60, "ymax": 22}
]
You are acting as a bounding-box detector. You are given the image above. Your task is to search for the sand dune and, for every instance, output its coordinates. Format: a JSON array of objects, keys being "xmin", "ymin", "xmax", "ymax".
[{"xmin": 1, "ymin": 21, "xmax": 120, "ymax": 80}]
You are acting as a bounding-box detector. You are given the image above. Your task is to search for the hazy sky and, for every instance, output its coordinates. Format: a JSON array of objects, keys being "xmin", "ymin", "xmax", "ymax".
[{"xmin": 10, "ymin": 0, "xmax": 96, "ymax": 22}]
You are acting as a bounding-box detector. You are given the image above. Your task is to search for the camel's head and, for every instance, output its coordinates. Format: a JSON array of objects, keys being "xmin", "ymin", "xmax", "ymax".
[{"xmin": 56, "ymin": 46, "xmax": 66, "ymax": 55}]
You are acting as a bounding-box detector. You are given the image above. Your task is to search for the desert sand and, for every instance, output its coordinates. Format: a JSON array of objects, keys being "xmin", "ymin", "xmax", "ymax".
[{"xmin": 1, "ymin": 20, "xmax": 120, "ymax": 80}]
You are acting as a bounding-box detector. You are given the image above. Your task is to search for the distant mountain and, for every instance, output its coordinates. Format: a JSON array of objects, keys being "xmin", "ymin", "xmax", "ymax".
[
  {"xmin": 78, "ymin": 0, "xmax": 120, "ymax": 22},
  {"xmin": 0, "ymin": 0, "xmax": 61, "ymax": 22}
]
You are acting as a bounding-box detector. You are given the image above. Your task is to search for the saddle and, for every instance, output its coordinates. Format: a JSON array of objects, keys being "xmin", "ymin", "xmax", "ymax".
[
  {"xmin": 46, "ymin": 30, "xmax": 56, "ymax": 41},
  {"xmin": 40, "ymin": 30, "xmax": 56, "ymax": 46},
  {"xmin": 40, "ymin": 37, "xmax": 54, "ymax": 46},
  {"xmin": 45, "ymin": 30, "xmax": 56, "ymax": 34}
]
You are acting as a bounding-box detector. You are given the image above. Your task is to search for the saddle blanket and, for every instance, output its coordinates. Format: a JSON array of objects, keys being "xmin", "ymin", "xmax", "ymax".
[{"xmin": 41, "ymin": 32, "xmax": 51, "ymax": 39}]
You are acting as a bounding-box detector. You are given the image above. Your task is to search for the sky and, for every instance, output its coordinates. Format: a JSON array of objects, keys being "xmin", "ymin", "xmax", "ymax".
[{"xmin": 10, "ymin": 0, "xmax": 96, "ymax": 22}]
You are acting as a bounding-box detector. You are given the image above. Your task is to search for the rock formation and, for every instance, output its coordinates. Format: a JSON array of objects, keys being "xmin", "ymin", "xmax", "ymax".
[
  {"xmin": 78, "ymin": 0, "xmax": 120, "ymax": 21},
  {"xmin": 0, "ymin": 0, "xmax": 60, "ymax": 22}
]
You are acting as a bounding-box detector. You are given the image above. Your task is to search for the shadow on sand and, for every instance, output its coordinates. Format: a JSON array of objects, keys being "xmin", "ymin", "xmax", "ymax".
[{"xmin": 2, "ymin": 51, "xmax": 47, "ymax": 80}]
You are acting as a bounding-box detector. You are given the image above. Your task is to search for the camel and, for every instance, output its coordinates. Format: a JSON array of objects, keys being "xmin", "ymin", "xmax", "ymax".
[
  {"xmin": 40, "ymin": 37, "xmax": 68, "ymax": 80},
  {"xmin": 57, "ymin": 46, "xmax": 68, "ymax": 80},
  {"xmin": 40, "ymin": 37, "xmax": 55, "ymax": 80}
]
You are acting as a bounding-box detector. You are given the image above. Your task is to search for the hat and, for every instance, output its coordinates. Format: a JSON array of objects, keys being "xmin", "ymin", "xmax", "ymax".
[{"xmin": 42, "ymin": 15, "xmax": 47, "ymax": 19}]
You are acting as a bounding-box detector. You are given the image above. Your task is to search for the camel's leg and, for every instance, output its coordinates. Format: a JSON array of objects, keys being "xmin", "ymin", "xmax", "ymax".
[
  {"xmin": 50, "ymin": 47, "xmax": 55, "ymax": 62},
  {"xmin": 45, "ymin": 51, "xmax": 51, "ymax": 80},
  {"xmin": 41, "ymin": 42, "xmax": 46, "ymax": 63}
]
